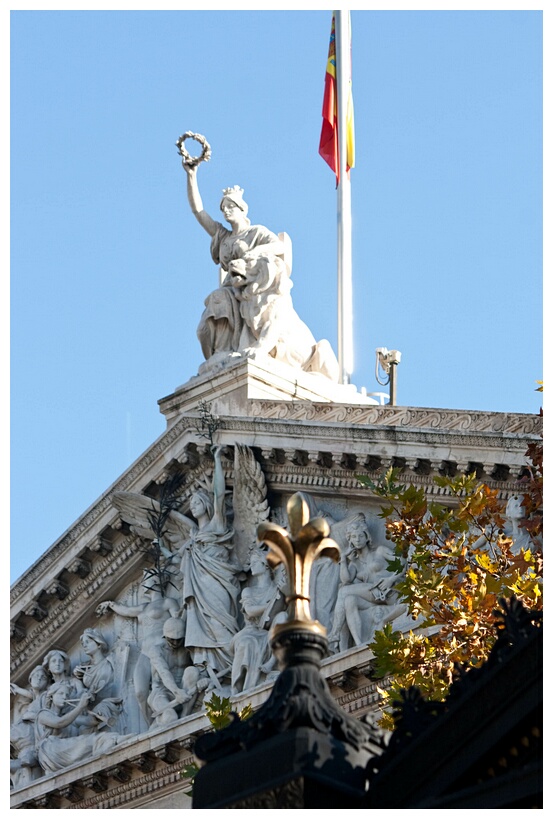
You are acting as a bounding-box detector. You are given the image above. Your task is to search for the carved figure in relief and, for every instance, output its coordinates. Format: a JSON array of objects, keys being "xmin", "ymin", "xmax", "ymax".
[
  {"xmin": 96, "ymin": 575, "xmax": 180, "ymax": 724},
  {"xmin": 505, "ymin": 493, "xmax": 535, "ymax": 552},
  {"xmin": 230, "ymin": 611, "xmax": 272, "ymax": 695},
  {"xmin": 304, "ymin": 498, "xmax": 343, "ymax": 634},
  {"xmin": 328, "ymin": 514, "xmax": 407, "ymax": 652},
  {"xmin": 42, "ymin": 649, "xmax": 72, "ymax": 687},
  {"xmin": 178, "ymin": 445, "xmax": 242, "ymax": 676},
  {"xmin": 35, "ymin": 680, "xmax": 121, "ymax": 774},
  {"xmin": 183, "ymin": 159, "xmax": 338, "ymax": 380},
  {"xmin": 147, "ymin": 618, "xmax": 208, "ymax": 728},
  {"xmin": 10, "ymin": 665, "xmax": 49, "ymax": 723},
  {"xmin": 10, "ymin": 666, "xmax": 50, "ymax": 788},
  {"xmin": 230, "ymin": 546, "xmax": 287, "ymax": 694},
  {"xmin": 72, "ymin": 628, "xmax": 121, "ymax": 734},
  {"xmin": 111, "ymin": 444, "xmax": 270, "ymax": 688}
]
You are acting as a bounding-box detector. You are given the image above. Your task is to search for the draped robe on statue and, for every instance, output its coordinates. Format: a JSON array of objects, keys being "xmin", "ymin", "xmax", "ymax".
[
  {"xmin": 180, "ymin": 528, "xmax": 241, "ymax": 673},
  {"xmin": 197, "ymin": 222, "xmax": 282, "ymax": 359}
]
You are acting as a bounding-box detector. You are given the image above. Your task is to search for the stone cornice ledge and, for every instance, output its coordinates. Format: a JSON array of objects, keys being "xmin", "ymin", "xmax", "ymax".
[
  {"xmin": 11, "ymin": 405, "xmax": 540, "ymax": 608},
  {"xmin": 10, "ymin": 415, "xmax": 200, "ymax": 606},
  {"xmin": 250, "ymin": 401, "xmax": 543, "ymax": 436}
]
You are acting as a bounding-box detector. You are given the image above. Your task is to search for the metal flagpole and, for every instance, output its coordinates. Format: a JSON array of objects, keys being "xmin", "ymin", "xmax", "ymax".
[{"xmin": 335, "ymin": 9, "xmax": 353, "ymax": 385}]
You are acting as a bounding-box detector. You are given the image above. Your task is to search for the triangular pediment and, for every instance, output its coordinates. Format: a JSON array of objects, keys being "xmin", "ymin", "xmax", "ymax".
[{"xmin": 11, "ymin": 363, "xmax": 541, "ymax": 808}]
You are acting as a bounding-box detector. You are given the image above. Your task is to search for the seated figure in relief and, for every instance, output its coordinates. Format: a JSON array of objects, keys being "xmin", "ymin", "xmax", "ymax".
[
  {"xmin": 72, "ymin": 628, "xmax": 122, "ymax": 734},
  {"xmin": 183, "ymin": 161, "xmax": 339, "ymax": 380},
  {"xmin": 328, "ymin": 514, "xmax": 407, "ymax": 653},
  {"xmin": 35, "ymin": 680, "xmax": 122, "ymax": 775},
  {"xmin": 147, "ymin": 618, "xmax": 208, "ymax": 729}
]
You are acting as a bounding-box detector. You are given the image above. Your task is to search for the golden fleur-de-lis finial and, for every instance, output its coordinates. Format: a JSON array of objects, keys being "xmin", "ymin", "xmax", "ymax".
[{"xmin": 257, "ymin": 492, "xmax": 340, "ymax": 639}]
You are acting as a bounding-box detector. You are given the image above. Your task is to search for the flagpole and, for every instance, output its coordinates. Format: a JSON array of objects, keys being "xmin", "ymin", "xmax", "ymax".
[{"xmin": 335, "ymin": 9, "xmax": 353, "ymax": 385}]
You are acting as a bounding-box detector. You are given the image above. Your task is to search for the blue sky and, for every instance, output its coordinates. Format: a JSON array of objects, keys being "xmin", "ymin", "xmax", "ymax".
[{"xmin": 9, "ymin": 7, "xmax": 543, "ymax": 583}]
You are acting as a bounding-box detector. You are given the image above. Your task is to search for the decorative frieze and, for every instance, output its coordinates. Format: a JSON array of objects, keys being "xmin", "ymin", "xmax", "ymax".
[{"xmin": 250, "ymin": 401, "xmax": 542, "ymax": 436}]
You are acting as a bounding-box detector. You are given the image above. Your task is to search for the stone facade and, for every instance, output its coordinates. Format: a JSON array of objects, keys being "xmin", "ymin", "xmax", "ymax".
[{"xmin": 10, "ymin": 360, "xmax": 541, "ymax": 809}]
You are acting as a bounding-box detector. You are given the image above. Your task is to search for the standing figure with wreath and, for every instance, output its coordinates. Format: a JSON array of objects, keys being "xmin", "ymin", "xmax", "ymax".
[
  {"xmin": 178, "ymin": 132, "xmax": 286, "ymax": 370},
  {"xmin": 178, "ymin": 133, "xmax": 339, "ymax": 381}
]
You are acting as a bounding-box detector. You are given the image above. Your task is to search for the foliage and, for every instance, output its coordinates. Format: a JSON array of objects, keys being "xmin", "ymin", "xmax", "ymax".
[
  {"xmin": 194, "ymin": 400, "xmax": 222, "ymax": 447},
  {"xmin": 358, "ymin": 446, "xmax": 543, "ymax": 729},
  {"xmin": 519, "ymin": 434, "xmax": 543, "ymax": 547},
  {"xmin": 202, "ymin": 692, "xmax": 253, "ymax": 730},
  {"xmin": 139, "ymin": 472, "xmax": 184, "ymax": 597},
  {"xmin": 180, "ymin": 693, "xmax": 253, "ymax": 796}
]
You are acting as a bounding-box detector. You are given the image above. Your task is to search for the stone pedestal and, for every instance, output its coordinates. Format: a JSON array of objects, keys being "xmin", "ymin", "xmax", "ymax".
[{"xmin": 158, "ymin": 357, "xmax": 379, "ymax": 425}]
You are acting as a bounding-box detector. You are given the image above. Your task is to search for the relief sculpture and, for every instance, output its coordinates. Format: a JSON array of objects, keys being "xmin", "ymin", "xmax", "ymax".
[
  {"xmin": 11, "ymin": 634, "xmax": 126, "ymax": 787},
  {"xmin": 10, "ymin": 444, "xmax": 413, "ymax": 786},
  {"xmin": 96, "ymin": 575, "xmax": 181, "ymax": 724},
  {"xmin": 327, "ymin": 513, "xmax": 408, "ymax": 652},
  {"xmin": 34, "ymin": 681, "xmax": 122, "ymax": 774}
]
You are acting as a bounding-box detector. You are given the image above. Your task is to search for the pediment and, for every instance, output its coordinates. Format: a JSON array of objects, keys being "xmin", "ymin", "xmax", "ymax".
[{"xmin": 10, "ymin": 368, "xmax": 542, "ymax": 807}]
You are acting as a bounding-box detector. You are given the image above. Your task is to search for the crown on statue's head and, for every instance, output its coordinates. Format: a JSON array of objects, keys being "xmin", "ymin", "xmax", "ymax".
[{"xmin": 222, "ymin": 185, "xmax": 244, "ymax": 198}]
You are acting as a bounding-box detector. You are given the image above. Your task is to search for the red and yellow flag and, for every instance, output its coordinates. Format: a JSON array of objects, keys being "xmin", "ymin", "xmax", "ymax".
[{"xmin": 319, "ymin": 13, "xmax": 355, "ymax": 185}]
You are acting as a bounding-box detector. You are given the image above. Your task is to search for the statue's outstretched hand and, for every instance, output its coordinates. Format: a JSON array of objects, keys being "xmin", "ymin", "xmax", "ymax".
[{"xmin": 95, "ymin": 601, "xmax": 113, "ymax": 617}]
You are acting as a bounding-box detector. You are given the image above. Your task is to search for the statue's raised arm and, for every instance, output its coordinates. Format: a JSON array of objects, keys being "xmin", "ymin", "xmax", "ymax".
[{"xmin": 183, "ymin": 163, "xmax": 219, "ymax": 239}]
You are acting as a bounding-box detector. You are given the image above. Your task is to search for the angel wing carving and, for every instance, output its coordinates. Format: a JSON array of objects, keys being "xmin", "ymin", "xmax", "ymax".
[
  {"xmin": 232, "ymin": 444, "xmax": 270, "ymax": 569},
  {"xmin": 111, "ymin": 491, "xmax": 196, "ymax": 548}
]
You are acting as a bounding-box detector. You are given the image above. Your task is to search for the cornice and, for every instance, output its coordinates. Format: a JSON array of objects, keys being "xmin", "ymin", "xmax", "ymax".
[
  {"xmin": 250, "ymin": 402, "xmax": 542, "ymax": 436},
  {"xmin": 10, "ymin": 417, "xmax": 198, "ymax": 605},
  {"xmin": 11, "ymin": 406, "xmax": 538, "ymax": 619},
  {"xmin": 10, "ymin": 535, "xmax": 143, "ymax": 676}
]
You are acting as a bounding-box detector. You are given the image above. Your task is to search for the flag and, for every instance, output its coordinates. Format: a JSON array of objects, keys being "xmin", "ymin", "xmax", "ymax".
[{"xmin": 319, "ymin": 12, "xmax": 355, "ymax": 185}]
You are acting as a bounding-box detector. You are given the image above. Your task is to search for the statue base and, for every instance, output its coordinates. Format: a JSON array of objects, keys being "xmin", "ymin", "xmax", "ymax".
[{"xmin": 158, "ymin": 356, "xmax": 379, "ymax": 426}]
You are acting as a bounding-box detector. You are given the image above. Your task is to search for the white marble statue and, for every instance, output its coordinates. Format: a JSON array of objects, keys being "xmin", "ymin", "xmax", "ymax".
[
  {"xmin": 35, "ymin": 680, "xmax": 121, "ymax": 775},
  {"xmin": 72, "ymin": 628, "xmax": 121, "ymax": 734},
  {"xmin": 178, "ymin": 445, "xmax": 242, "ymax": 676},
  {"xmin": 96, "ymin": 575, "xmax": 180, "ymax": 725},
  {"xmin": 111, "ymin": 444, "xmax": 271, "ymax": 682},
  {"xmin": 328, "ymin": 514, "xmax": 407, "ymax": 652},
  {"xmin": 183, "ymin": 161, "xmax": 339, "ymax": 380},
  {"xmin": 147, "ymin": 618, "xmax": 208, "ymax": 728},
  {"xmin": 230, "ymin": 545, "xmax": 287, "ymax": 694},
  {"xmin": 10, "ymin": 666, "xmax": 50, "ymax": 788}
]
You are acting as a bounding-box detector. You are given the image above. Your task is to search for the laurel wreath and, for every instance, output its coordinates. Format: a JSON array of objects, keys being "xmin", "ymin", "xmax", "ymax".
[{"xmin": 176, "ymin": 132, "xmax": 212, "ymax": 167}]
